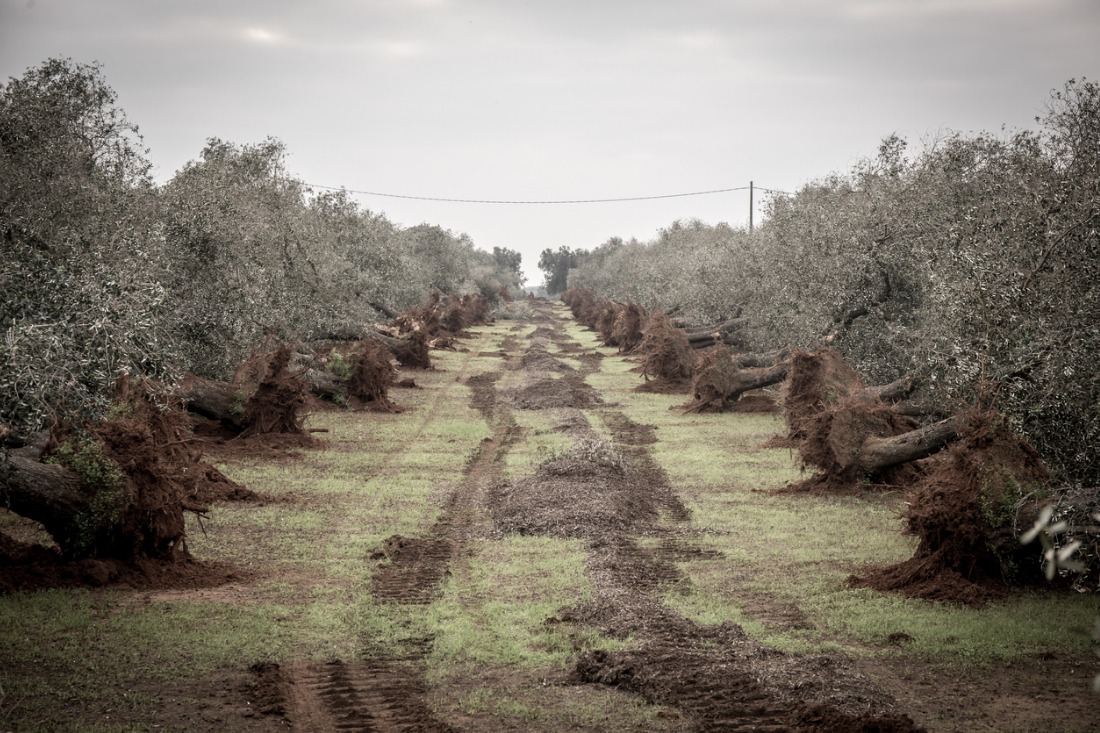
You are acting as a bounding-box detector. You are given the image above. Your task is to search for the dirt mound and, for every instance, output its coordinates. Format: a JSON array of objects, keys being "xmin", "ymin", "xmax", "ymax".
[
  {"xmin": 510, "ymin": 374, "xmax": 601, "ymax": 410},
  {"xmin": 347, "ymin": 341, "xmax": 402, "ymax": 412},
  {"xmin": 851, "ymin": 413, "xmax": 1049, "ymax": 604},
  {"xmin": 785, "ymin": 348, "xmax": 864, "ymax": 442},
  {"xmin": 571, "ymin": 623, "xmax": 924, "ymax": 733},
  {"xmin": 795, "ymin": 704, "xmax": 925, "ymax": 732},
  {"xmin": 519, "ymin": 344, "xmax": 575, "ymax": 373},
  {"xmin": 637, "ymin": 313, "xmax": 695, "ymax": 390},
  {"xmin": 491, "ymin": 438, "xmax": 658, "ymax": 537},
  {"xmin": 526, "ymin": 325, "xmax": 564, "ymax": 341}
]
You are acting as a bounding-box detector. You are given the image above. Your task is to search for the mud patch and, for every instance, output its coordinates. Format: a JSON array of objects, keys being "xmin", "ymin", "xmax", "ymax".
[
  {"xmin": 0, "ymin": 533, "xmax": 241, "ymax": 593},
  {"xmin": 370, "ymin": 534, "xmax": 454, "ymax": 604},
  {"xmin": 271, "ymin": 658, "xmax": 455, "ymax": 732}
]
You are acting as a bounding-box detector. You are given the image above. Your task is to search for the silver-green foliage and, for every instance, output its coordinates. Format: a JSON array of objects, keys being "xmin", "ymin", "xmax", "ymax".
[
  {"xmin": 0, "ymin": 58, "xmax": 175, "ymax": 431},
  {"xmin": 570, "ymin": 79, "xmax": 1100, "ymax": 485},
  {"xmin": 1, "ymin": 58, "xmax": 524, "ymax": 432}
]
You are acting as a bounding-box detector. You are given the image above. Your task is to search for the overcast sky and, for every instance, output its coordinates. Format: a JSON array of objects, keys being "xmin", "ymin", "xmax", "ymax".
[{"xmin": 3, "ymin": 0, "xmax": 1098, "ymax": 283}]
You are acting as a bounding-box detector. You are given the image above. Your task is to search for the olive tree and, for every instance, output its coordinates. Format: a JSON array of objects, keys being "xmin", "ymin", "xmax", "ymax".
[{"xmin": 0, "ymin": 58, "xmax": 173, "ymax": 432}]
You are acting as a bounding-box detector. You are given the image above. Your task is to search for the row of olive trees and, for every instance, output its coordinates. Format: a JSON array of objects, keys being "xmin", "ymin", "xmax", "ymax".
[
  {"xmin": 1, "ymin": 58, "xmax": 523, "ymax": 434},
  {"xmin": 569, "ymin": 79, "xmax": 1099, "ymax": 486}
]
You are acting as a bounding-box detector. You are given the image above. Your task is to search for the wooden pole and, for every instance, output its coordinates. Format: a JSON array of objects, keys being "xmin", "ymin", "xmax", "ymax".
[{"xmin": 749, "ymin": 180, "xmax": 754, "ymax": 232}]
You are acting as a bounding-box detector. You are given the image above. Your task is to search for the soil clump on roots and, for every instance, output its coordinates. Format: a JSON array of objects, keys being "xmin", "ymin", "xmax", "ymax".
[
  {"xmin": 784, "ymin": 348, "xmax": 864, "ymax": 442},
  {"xmin": 1, "ymin": 378, "xmax": 243, "ymax": 592},
  {"xmin": 347, "ymin": 341, "xmax": 403, "ymax": 412},
  {"xmin": 785, "ymin": 397, "xmax": 919, "ymax": 494},
  {"xmin": 635, "ymin": 313, "xmax": 696, "ymax": 393},
  {"xmin": 851, "ymin": 413, "xmax": 1049, "ymax": 605}
]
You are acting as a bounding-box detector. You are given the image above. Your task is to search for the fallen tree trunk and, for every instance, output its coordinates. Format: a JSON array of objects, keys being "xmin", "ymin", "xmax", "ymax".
[
  {"xmin": 365, "ymin": 329, "xmax": 432, "ymax": 368},
  {"xmin": 726, "ymin": 361, "xmax": 789, "ymax": 401},
  {"xmin": 732, "ymin": 347, "xmax": 790, "ymax": 369},
  {"xmin": 854, "ymin": 415, "xmax": 962, "ymax": 473},
  {"xmin": 177, "ymin": 376, "xmax": 248, "ymax": 430},
  {"xmin": 304, "ymin": 369, "xmax": 343, "ymax": 402},
  {"xmin": 686, "ymin": 332, "xmax": 744, "ymax": 349},
  {"xmin": 894, "ymin": 399, "xmax": 951, "ymax": 420},
  {"xmin": 864, "ymin": 374, "xmax": 918, "ymax": 403},
  {"xmin": 1, "ymin": 455, "xmax": 89, "ymax": 553},
  {"xmin": 686, "ymin": 351, "xmax": 789, "ymax": 413},
  {"xmin": 683, "ymin": 318, "xmax": 745, "ymax": 341},
  {"xmin": 369, "ymin": 301, "xmax": 400, "ymax": 320},
  {"xmin": 177, "ymin": 376, "xmax": 247, "ymax": 431}
]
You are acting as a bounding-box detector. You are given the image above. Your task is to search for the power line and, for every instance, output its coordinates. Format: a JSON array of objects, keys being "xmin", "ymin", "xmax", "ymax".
[{"xmin": 303, "ymin": 182, "xmax": 793, "ymax": 204}]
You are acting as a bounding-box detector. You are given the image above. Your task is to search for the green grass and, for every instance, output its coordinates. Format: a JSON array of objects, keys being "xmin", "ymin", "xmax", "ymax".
[{"xmin": 427, "ymin": 536, "xmax": 606, "ymax": 670}]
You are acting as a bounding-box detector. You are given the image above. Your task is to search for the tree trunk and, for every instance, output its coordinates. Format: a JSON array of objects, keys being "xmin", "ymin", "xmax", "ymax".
[
  {"xmin": 304, "ymin": 369, "xmax": 343, "ymax": 401},
  {"xmin": 369, "ymin": 301, "xmax": 400, "ymax": 320},
  {"xmin": 176, "ymin": 376, "xmax": 248, "ymax": 430},
  {"xmin": 726, "ymin": 361, "xmax": 789, "ymax": 403},
  {"xmin": 1, "ymin": 455, "xmax": 88, "ymax": 553},
  {"xmin": 855, "ymin": 415, "xmax": 962, "ymax": 473},
  {"xmin": 732, "ymin": 347, "xmax": 790, "ymax": 369},
  {"xmin": 684, "ymin": 318, "xmax": 745, "ymax": 341},
  {"xmin": 864, "ymin": 374, "xmax": 918, "ymax": 402}
]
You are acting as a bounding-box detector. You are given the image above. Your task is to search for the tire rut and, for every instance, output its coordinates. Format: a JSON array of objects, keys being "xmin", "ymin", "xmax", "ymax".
[
  {"xmin": 280, "ymin": 333, "xmax": 520, "ymax": 732},
  {"xmin": 281, "ymin": 658, "xmax": 455, "ymax": 733}
]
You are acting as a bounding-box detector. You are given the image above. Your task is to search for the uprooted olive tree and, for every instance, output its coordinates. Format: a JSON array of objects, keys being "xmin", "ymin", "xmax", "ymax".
[{"xmin": 0, "ymin": 379, "xmax": 232, "ymax": 560}]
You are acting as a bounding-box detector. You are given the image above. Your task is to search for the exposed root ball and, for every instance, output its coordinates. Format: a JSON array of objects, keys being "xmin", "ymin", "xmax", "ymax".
[
  {"xmin": 349, "ymin": 341, "xmax": 402, "ymax": 412},
  {"xmin": 784, "ymin": 348, "xmax": 863, "ymax": 442},
  {"xmin": 241, "ymin": 343, "xmax": 309, "ymax": 437},
  {"xmin": 612, "ymin": 303, "xmax": 647, "ymax": 353},
  {"xmin": 684, "ymin": 345, "xmax": 741, "ymax": 412},
  {"xmin": 596, "ymin": 303, "xmax": 622, "ymax": 346},
  {"xmin": 851, "ymin": 412, "xmax": 1049, "ymax": 604},
  {"xmin": 392, "ymin": 329, "xmax": 432, "ymax": 369},
  {"xmin": 787, "ymin": 397, "xmax": 918, "ymax": 492},
  {"xmin": 637, "ymin": 313, "xmax": 695, "ymax": 386}
]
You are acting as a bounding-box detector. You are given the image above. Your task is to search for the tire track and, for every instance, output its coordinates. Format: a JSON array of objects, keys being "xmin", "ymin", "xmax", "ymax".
[{"xmin": 279, "ymin": 330, "xmax": 518, "ymax": 732}]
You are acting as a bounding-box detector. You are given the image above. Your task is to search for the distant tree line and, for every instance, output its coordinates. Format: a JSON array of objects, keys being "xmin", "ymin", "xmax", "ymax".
[
  {"xmin": 0, "ymin": 58, "xmax": 523, "ymax": 434},
  {"xmin": 566, "ymin": 79, "xmax": 1099, "ymax": 486}
]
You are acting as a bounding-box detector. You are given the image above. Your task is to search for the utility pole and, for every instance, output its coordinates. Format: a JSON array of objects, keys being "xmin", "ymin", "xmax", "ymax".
[{"xmin": 749, "ymin": 180, "xmax": 754, "ymax": 233}]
